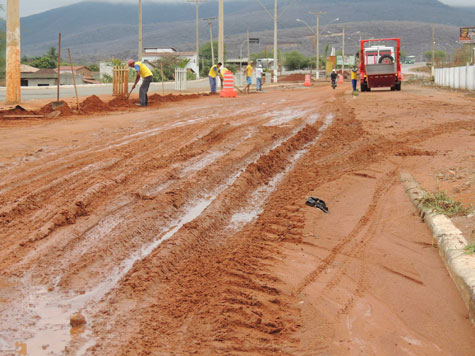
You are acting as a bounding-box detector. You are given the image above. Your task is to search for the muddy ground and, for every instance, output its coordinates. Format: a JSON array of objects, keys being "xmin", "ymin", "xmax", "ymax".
[{"xmin": 0, "ymin": 82, "xmax": 474, "ymax": 356}]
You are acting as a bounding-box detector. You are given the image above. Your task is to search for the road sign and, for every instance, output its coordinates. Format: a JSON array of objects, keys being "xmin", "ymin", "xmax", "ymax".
[
  {"xmin": 459, "ymin": 27, "xmax": 475, "ymax": 43},
  {"xmin": 249, "ymin": 38, "xmax": 260, "ymax": 44}
]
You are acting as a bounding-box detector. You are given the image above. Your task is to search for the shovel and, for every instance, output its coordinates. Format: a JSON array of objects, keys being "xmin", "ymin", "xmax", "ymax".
[
  {"xmin": 52, "ymin": 101, "xmax": 65, "ymax": 110},
  {"xmin": 126, "ymin": 86, "xmax": 135, "ymax": 100}
]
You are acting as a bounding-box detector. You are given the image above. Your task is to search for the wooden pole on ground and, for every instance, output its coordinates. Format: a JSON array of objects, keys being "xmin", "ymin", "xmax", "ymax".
[
  {"xmin": 57, "ymin": 33, "xmax": 61, "ymax": 103},
  {"xmin": 161, "ymin": 63, "xmax": 165, "ymax": 95},
  {"xmin": 68, "ymin": 49, "xmax": 80, "ymax": 110},
  {"xmin": 124, "ymin": 66, "xmax": 128, "ymax": 96}
]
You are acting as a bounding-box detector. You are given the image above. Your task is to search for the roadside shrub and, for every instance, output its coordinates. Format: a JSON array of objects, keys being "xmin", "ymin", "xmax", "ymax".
[{"xmin": 421, "ymin": 189, "xmax": 472, "ymax": 217}]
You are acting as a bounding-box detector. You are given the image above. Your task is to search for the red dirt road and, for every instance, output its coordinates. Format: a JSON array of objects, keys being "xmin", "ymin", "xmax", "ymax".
[{"xmin": 0, "ymin": 83, "xmax": 474, "ymax": 356}]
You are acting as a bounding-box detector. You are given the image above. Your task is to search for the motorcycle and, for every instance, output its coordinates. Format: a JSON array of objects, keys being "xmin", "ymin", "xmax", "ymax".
[{"xmin": 331, "ymin": 78, "xmax": 337, "ymax": 90}]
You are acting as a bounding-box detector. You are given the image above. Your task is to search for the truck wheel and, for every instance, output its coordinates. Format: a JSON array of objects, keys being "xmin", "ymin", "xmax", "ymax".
[
  {"xmin": 395, "ymin": 82, "xmax": 401, "ymax": 91},
  {"xmin": 379, "ymin": 55, "xmax": 394, "ymax": 64},
  {"xmin": 361, "ymin": 83, "xmax": 367, "ymax": 92}
]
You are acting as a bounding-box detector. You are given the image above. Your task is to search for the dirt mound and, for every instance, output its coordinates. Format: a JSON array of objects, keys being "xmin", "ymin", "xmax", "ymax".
[
  {"xmin": 80, "ymin": 95, "xmax": 109, "ymax": 114},
  {"xmin": 280, "ymin": 74, "xmax": 306, "ymax": 82},
  {"xmin": 108, "ymin": 96, "xmax": 137, "ymax": 108},
  {"xmin": 0, "ymin": 107, "xmax": 35, "ymax": 120},
  {"xmin": 38, "ymin": 101, "xmax": 73, "ymax": 117},
  {"xmin": 149, "ymin": 94, "xmax": 201, "ymax": 105}
]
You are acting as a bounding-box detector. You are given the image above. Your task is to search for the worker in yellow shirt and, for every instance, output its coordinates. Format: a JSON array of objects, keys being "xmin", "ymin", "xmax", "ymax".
[
  {"xmin": 128, "ymin": 59, "xmax": 153, "ymax": 107},
  {"xmin": 219, "ymin": 66, "xmax": 229, "ymax": 90},
  {"xmin": 351, "ymin": 66, "xmax": 358, "ymax": 92},
  {"xmin": 208, "ymin": 62, "xmax": 222, "ymax": 93},
  {"xmin": 243, "ymin": 60, "xmax": 254, "ymax": 94}
]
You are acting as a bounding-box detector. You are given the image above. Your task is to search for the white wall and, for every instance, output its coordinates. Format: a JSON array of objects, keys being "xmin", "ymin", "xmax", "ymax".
[{"xmin": 435, "ymin": 65, "xmax": 475, "ymax": 90}]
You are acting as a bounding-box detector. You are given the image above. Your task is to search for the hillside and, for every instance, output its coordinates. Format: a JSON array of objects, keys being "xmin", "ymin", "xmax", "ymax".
[{"xmin": 19, "ymin": 0, "xmax": 474, "ymax": 63}]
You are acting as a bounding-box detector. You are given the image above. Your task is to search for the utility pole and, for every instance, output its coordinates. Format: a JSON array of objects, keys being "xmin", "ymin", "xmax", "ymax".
[
  {"xmin": 138, "ymin": 0, "xmax": 143, "ymax": 61},
  {"xmin": 187, "ymin": 0, "xmax": 207, "ymax": 79},
  {"xmin": 187, "ymin": 1, "xmax": 206, "ymax": 79},
  {"xmin": 432, "ymin": 24, "xmax": 435, "ymax": 77},
  {"xmin": 6, "ymin": 0, "xmax": 21, "ymax": 105},
  {"xmin": 247, "ymin": 29, "xmax": 250, "ymax": 62},
  {"xmin": 204, "ymin": 17, "xmax": 216, "ymax": 66},
  {"xmin": 218, "ymin": 0, "xmax": 224, "ymax": 64},
  {"xmin": 342, "ymin": 27, "xmax": 345, "ymax": 75},
  {"xmin": 273, "ymin": 0, "xmax": 278, "ymax": 83},
  {"xmin": 309, "ymin": 11, "xmax": 326, "ymax": 80}
]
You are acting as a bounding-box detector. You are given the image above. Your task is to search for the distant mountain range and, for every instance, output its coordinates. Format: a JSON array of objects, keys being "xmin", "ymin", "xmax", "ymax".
[{"xmin": 18, "ymin": 0, "xmax": 475, "ymax": 63}]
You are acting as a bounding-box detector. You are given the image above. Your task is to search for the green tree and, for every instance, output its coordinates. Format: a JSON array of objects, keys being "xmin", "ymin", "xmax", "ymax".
[
  {"xmin": 400, "ymin": 50, "xmax": 407, "ymax": 61},
  {"xmin": 46, "ymin": 47, "xmax": 58, "ymax": 61},
  {"xmin": 29, "ymin": 56, "xmax": 57, "ymax": 69},
  {"xmin": 424, "ymin": 50, "xmax": 447, "ymax": 64},
  {"xmin": 151, "ymin": 54, "xmax": 181, "ymax": 81},
  {"xmin": 87, "ymin": 64, "xmax": 100, "ymax": 72},
  {"xmin": 199, "ymin": 41, "xmax": 227, "ymax": 77},
  {"xmin": 323, "ymin": 44, "xmax": 329, "ymax": 59},
  {"xmin": 284, "ymin": 50, "xmax": 308, "ymax": 70},
  {"xmin": 453, "ymin": 44, "xmax": 475, "ymax": 65}
]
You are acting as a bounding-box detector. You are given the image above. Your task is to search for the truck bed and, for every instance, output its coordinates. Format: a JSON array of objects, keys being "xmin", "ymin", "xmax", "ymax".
[{"xmin": 366, "ymin": 63, "xmax": 397, "ymax": 75}]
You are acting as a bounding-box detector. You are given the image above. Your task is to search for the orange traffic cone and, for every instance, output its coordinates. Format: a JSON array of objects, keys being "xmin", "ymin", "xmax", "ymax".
[
  {"xmin": 220, "ymin": 72, "xmax": 238, "ymax": 98},
  {"xmin": 338, "ymin": 74, "xmax": 344, "ymax": 84},
  {"xmin": 304, "ymin": 74, "xmax": 311, "ymax": 87}
]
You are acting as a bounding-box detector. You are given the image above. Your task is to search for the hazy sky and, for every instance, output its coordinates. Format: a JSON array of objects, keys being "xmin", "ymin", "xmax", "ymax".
[{"xmin": 0, "ymin": 0, "xmax": 473, "ymax": 17}]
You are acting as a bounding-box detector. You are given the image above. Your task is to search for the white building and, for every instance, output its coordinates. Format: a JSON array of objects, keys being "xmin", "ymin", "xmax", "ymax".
[{"xmin": 141, "ymin": 48, "xmax": 199, "ymax": 79}]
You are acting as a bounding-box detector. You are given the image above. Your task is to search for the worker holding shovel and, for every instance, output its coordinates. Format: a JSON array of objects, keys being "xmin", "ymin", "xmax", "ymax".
[{"xmin": 128, "ymin": 59, "xmax": 153, "ymax": 107}]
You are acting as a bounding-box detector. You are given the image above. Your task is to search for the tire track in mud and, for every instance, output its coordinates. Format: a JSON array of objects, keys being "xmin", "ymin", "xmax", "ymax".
[
  {"xmin": 3, "ymin": 88, "xmax": 473, "ymax": 355},
  {"xmin": 99, "ymin": 92, "xmax": 474, "ymax": 356},
  {"xmin": 294, "ymin": 169, "xmax": 398, "ymax": 296},
  {"xmin": 0, "ymin": 118, "xmax": 274, "ymax": 269},
  {"xmin": 80, "ymin": 112, "xmax": 330, "ymax": 356},
  {"xmin": 81, "ymin": 91, "xmax": 435, "ymax": 354},
  {"xmin": 0, "ymin": 98, "xmax": 323, "ymax": 356}
]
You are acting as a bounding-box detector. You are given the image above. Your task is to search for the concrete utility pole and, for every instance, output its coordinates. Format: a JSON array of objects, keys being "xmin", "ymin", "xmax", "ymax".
[
  {"xmin": 342, "ymin": 27, "xmax": 345, "ymax": 75},
  {"xmin": 204, "ymin": 17, "xmax": 216, "ymax": 66},
  {"xmin": 6, "ymin": 0, "xmax": 21, "ymax": 105},
  {"xmin": 273, "ymin": 0, "xmax": 278, "ymax": 83},
  {"xmin": 138, "ymin": 0, "xmax": 143, "ymax": 61},
  {"xmin": 218, "ymin": 0, "xmax": 224, "ymax": 64},
  {"xmin": 309, "ymin": 11, "xmax": 326, "ymax": 80},
  {"xmin": 247, "ymin": 29, "xmax": 250, "ymax": 62},
  {"xmin": 187, "ymin": 0, "xmax": 207, "ymax": 79},
  {"xmin": 432, "ymin": 24, "xmax": 435, "ymax": 76}
]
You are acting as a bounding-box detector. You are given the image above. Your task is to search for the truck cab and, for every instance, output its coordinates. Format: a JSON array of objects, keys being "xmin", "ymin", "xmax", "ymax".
[{"xmin": 359, "ymin": 38, "xmax": 402, "ymax": 92}]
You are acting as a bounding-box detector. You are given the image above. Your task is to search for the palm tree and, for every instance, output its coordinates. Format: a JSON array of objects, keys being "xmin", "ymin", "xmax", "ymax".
[{"xmin": 46, "ymin": 47, "xmax": 58, "ymax": 61}]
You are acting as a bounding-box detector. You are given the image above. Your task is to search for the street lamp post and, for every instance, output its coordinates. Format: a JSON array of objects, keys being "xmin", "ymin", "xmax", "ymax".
[
  {"xmin": 273, "ymin": 0, "xmax": 278, "ymax": 83},
  {"xmin": 218, "ymin": 0, "xmax": 224, "ymax": 64},
  {"xmin": 240, "ymin": 37, "xmax": 259, "ymax": 73},
  {"xmin": 342, "ymin": 27, "xmax": 345, "ymax": 76},
  {"xmin": 138, "ymin": 0, "xmax": 142, "ymax": 61},
  {"xmin": 187, "ymin": 0, "xmax": 207, "ymax": 79},
  {"xmin": 309, "ymin": 11, "xmax": 326, "ymax": 80},
  {"xmin": 296, "ymin": 18, "xmax": 316, "ymax": 76},
  {"xmin": 204, "ymin": 17, "xmax": 216, "ymax": 66}
]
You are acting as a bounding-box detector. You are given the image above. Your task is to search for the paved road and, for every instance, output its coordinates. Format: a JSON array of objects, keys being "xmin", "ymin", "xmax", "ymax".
[{"xmin": 0, "ymin": 79, "xmax": 210, "ymax": 102}]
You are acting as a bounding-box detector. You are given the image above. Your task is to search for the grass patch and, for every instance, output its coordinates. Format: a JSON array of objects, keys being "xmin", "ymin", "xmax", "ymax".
[
  {"xmin": 464, "ymin": 244, "xmax": 475, "ymax": 255},
  {"xmin": 421, "ymin": 189, "xmax": 472, "ymax": 217}
]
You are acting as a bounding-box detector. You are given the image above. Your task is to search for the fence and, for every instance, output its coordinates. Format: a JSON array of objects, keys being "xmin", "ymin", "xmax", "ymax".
[
  {"xmin": 434, "ymin": 65, "xmax": 475, "ymax": 90},
  {"xmin": 112, "ymin": 66, "xmax": 129, "ymax": 96},
  {"xmin": 175, "ymin": 68, "xmax": 187, "ymax": 91}
]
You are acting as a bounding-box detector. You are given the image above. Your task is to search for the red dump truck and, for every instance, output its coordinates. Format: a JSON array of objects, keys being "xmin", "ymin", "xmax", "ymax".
[{"xmin": 359, "ymin": 38, "xmax": 402, "ymax": 92}]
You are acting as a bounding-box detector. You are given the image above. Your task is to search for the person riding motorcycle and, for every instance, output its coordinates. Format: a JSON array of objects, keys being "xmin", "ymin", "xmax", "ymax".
[{"xmin": 330, "ymin": 69, "xmax": 338, "ymax": 89}]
